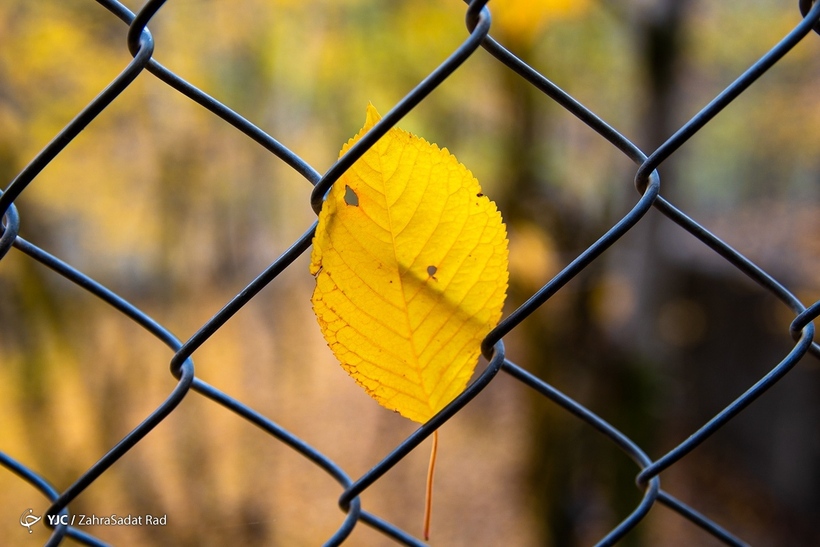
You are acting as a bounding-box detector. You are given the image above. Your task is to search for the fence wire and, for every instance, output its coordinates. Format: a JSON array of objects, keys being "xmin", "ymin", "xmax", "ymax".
[{"xmin": 1, "ymin": 0, "xmax": 820, "ymax": 545}]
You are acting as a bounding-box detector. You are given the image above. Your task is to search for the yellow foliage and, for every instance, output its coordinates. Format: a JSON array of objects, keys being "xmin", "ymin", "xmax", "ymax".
[
  {"xmin": 508, "ymin": 221, "xmax": 558, "ymax": 291},
  {"xmin": 492, "ymin": 0, "xmax": 591, "ymax": 45},
  {"xmin": 311, "ymin": 105, "xmax": 508, "ymax": 423}
]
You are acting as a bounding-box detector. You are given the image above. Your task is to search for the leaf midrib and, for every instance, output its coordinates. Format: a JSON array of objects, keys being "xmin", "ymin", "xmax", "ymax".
[{"xmin": 377, "ymin": 139, "xmax": 435, "ymax": 414}]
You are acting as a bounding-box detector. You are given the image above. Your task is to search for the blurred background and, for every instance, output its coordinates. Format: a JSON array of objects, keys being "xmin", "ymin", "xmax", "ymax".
[{"xmin": 1, "ymin": 0, "xmax": 819, "ymax": 545}]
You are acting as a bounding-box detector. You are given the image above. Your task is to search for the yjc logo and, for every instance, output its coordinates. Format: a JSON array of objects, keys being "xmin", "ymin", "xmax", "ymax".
[{"xmin": 20, "ymin": 509, "xmax": 41, "ymax": 534}]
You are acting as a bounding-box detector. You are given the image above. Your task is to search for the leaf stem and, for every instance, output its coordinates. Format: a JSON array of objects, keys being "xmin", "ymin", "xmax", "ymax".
[{"xmin": 424, "ymin": 429, "xmax": 439, "ymax": 541}]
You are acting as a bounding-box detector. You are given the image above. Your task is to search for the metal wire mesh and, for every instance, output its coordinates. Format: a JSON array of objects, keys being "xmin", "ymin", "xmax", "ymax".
[{"xmin": 1, "ymin": 0, "xmax": 819, "ymax": 545}]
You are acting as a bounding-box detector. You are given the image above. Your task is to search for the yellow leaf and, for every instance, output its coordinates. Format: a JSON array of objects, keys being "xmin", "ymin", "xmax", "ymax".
[{"xmin": 310, "ymin": 104, "xmax": 509, "ymax": 424}]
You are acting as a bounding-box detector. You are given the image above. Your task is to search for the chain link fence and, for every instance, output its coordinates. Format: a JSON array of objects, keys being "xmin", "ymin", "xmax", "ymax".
[{"xmin": 1, "ymin": 0, "xmax": 820, "ymax": 545}]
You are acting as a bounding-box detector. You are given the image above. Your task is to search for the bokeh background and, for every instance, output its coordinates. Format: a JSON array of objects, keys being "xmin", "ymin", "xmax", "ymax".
[{"xmin": 1, "ymin": 0, "xmax": 819, "ymax": 545}]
